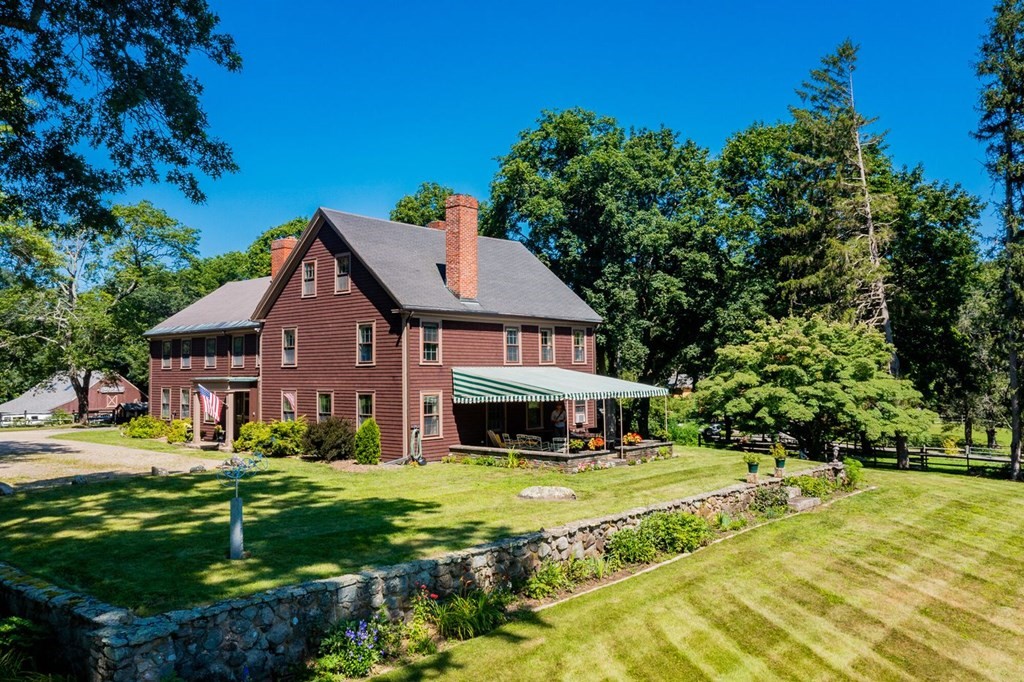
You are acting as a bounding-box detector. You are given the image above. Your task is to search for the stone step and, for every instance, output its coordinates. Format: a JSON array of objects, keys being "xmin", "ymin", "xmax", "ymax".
[
  {"xmin": 788, "ymin": 495, "xmax": 821, "ymax": 512},
  {"xmin": 783, "ymin": 485, "xmax": 801, "ymax": 499}
]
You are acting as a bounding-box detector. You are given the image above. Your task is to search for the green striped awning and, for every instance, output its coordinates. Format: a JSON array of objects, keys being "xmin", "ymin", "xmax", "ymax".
[{"xmin": 451, "ymin": 366, "xmax": 669, "ymax": 404}]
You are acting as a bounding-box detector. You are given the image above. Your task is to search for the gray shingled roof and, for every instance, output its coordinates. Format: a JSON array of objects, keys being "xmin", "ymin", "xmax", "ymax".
[
  {"xmin": 0, "ymin": 374, "xmax": 102, "ymax": 415},
  {"xmin": 144, "ymin": 277, "xmax": 271, "ymax": 337},
  {"xmin": 317, "ymin": 210, "xmax": 602, "ymax": 323}
]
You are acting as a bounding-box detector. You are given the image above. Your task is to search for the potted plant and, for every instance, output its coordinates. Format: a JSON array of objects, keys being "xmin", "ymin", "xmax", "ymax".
[
  {"xmin": 622, "ymin": 432, "xmax": 643, "ymax": 446},
  {"xmin": 587, "ymin": 436, "xmax": 606, "ymax": 451},
  {"xmin": 742, "ymin": 451, "xmax": 761, "ymax": 474},
  {"xmin": 769, "ymin": 442, "xmax": 787, "ymax": 470},
  {"xmin": 569, "ymin": 438, "xmax": 585, "ymax": 453}
]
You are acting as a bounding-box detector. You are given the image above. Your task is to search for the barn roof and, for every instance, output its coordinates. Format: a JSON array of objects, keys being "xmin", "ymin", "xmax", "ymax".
[
  {"xmin": 143, "ymin": 277, "xmax": 271, "ymax": 337},
  {"xmin": 253, "ymin": 210, "xmax": 602, "ymax": 324},
  {"xmin": 0, "ymin": 374, "xmax": 121, "ymax": 415}
]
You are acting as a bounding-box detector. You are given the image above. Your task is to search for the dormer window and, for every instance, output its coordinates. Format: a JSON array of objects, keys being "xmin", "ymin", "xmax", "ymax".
[{"xmin": 302, "ymin": 261, "xmax": 316, "ymax": 297}]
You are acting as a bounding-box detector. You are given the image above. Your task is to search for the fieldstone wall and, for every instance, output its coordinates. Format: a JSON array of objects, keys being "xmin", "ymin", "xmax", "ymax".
[{"xmin": 0, "ymin": 463, "xmax": 844, "ymax": 681}]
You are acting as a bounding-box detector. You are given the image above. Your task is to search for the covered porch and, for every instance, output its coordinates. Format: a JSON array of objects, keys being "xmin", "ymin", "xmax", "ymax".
[
  {"xmin": 187, "ymin": 377, "xmax": 258, "ymax": 450},
  {"xmin": 450, "ymin": 366, "xmax": 671, "ymax": 469}
]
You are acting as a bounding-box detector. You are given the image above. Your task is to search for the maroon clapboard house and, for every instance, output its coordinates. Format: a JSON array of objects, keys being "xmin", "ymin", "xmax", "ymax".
[{"xmin": 145, "ymin": 195, "xmax": 666, "ymax": 461}]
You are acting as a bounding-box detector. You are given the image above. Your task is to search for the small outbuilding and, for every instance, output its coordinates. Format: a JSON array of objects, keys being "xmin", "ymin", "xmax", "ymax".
[{"xmin": 0, "ymin": 373, "xmax": 143, "ymax": 425}]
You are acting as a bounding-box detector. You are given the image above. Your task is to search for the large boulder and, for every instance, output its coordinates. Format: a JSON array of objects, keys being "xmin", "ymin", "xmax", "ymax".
[
  {"xmin": 0, "ymin": 482, "xmax": 14, "ymax": 496},
  {"xmin": 518, "ymin": 486, "xmax": 577, "ymax": 501}
]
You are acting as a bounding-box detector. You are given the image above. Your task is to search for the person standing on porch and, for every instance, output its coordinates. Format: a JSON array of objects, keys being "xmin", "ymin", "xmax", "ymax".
[{"xmin": 551, "ymin": 403, "xmax": 567, "ymax": 435}]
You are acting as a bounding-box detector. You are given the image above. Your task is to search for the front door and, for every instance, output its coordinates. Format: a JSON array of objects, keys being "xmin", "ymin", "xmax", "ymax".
[{"xmin": 234, "ymin": 391, "xmax": 250, "ymax": 438}]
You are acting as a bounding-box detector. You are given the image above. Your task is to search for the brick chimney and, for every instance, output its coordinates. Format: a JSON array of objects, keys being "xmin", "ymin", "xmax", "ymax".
[
  {"xmin": 444, "ymin": 194, "xmax": 479, "ymax": 299},
  {"xmin": 270, "ymin": 236, "xmax": 298, "ymax": 280}
]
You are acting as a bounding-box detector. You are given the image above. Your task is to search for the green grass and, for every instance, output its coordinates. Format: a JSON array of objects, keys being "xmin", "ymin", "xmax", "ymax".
[
  {"xmin": 379, "ymin": 468, "xmax": 1024, "ymax": 681},
  {"xmin": 0, "ymin": 448, "xmax": 813, "ymax": 614},
  {"xmin": 50, "ymin": 428, "xmax": 210, "ymax": 457}
]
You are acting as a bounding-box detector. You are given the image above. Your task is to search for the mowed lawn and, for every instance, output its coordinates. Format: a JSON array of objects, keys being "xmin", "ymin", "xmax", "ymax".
[
  {"xmin": 0, "ymin": 447, "xmax": 814, "ymax": 614},
  {"xmin": 381, "ymin": 468, "xmax": 1024, "ymax": 682},
  {"xmin": 52, "ymin": 428, "xmax": 213, "ymax": 456}
]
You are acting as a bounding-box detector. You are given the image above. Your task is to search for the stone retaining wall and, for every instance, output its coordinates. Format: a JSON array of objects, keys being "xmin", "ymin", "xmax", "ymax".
[{"xmin": 0, "ymin": 463, "xmax": 844, "ymax": 681}]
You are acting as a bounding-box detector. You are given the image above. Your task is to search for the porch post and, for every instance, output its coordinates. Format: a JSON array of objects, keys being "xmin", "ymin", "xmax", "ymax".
[
  {"xmin": 664, "ymin": 395, "xmax": 668, "ymax": 440},
  {"xmin": 192, "ymin": 389, "xmax": 201, "ymax": 445},
  {"xmin": 564, "ymin": 398, "xmax": 569, "ymax": 453},
  {"xmin": 602, "ymin": 398, "xmax": 608, "ymax": 451},
  {"xmin": 224, "ymin": 392, "xmax": 235, "ymax": 449},
  {"xmin": 619, "ymin": 400, "xmax": 624, "ymax": 459}
]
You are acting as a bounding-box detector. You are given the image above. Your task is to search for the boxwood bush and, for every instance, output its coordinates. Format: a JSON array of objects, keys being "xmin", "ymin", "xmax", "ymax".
[{"xmin": 354, "ymin": 418, "xmax": 381, "ymax": 464}]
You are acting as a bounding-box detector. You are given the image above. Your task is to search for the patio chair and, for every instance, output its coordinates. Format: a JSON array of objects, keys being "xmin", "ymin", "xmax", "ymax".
[
  {"xmin": 549, "ymin": 437, "xmax": 568, "ymax": 452},
  {"xmin": 486, "ymin": 430, "xmax": 504, "ymax": 448},
  {"xmin": 517, "ymin": 434, "xmax": 543, "ymax": 450},
  {"xmin": 502, "ymin": 433, "xmax": 517, "ymax": 448}
]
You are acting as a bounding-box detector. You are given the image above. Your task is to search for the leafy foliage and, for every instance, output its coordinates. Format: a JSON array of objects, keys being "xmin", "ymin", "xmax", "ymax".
[
  {"xmin": 789, "ymin": 475, "xmax": 837, "ymax": 499},
  {"xmin": 316, "ymin": 619, "xmax": 381, "ymax": 678},
  {"xmin": 354, "ymin": 418, "xmax": 382, "ymax": 465},
  {"xmin": 428, "ymin": 589, "xmax": 512, "ymax": 641},
  {"xmin": 120, "ymin": 415, "xmax": 168, "ymax": 439},
  {"xmin": 303, "ymin": 417, "xmax": 356, "ymax": 462},
  {"xmin": 233, "ymin": 419, "xmax": 307, "ymax": 457},
  {"xmin": 0, "ymin": 0, "xmax": 241, "ymax": 231},
  {"xmin": 524, "ymin": 560, "xmax": 573, "ymax": 599},
  {"xmin": 751, "ymin": 486, "xmax": 790, "ymax": 514},
  {"xmin": 390, "ymin": 182, "xmax": 455, "ymax": 226},
  {"xmin": 165, "ymin": 419, "xmax": 192, "ymax": 444},
  {"xmin": 606, "ymin": 527, "xmax": 657, "ymax": 565},
  {"xmin": 842, "ymin": 457, "xmax": 864, "ymax": 489},
  {"xmin": 697, "ymin": 317, "xmax": 934, "ymax": 457},
  {"xmin": 639, "ymin": 512, "xmax": 714, "ymax": 554}
]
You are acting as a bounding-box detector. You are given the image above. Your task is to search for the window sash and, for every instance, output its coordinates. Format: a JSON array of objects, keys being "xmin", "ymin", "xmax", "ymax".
[
  {"xmin": 282, "ymin": 391, "xmax": 296, "ymax": 422},
  {"xmin": 232, "ymin": 336, "xmax": 244, "ymax": 367},
  {"xmin": 181, "ymin": 340, "xmax": 191, "ymax": 369},
  {"xmin": 357, "ymin": 393, "xmax": 374, "ymax": 426},
  {"xmin": 282, "ymin": 329, "xmax": 296, "ymax": 366},
  {"xmin": 317, "ymin": 393, "xmax": 332, "ymax": 422},
  {"xmin": 335, "ymin": 254, "xmax": 351, "ymax": 293},
  {"xmin": 180, "ymin": 389, "xmax": 190, "ymax": 419},
  {"xmin": 573, "ymin": 329, "xmax": 586, "ymax": 363},
  {"xmin": 422, "ymin": 321, "xmax": 440, "ymax": 363},
  {"xmin": 505, "ymin": 327, "xmax": 520, "ymax": 364},
  {"xmin": 161, "ymin": 388, "xmax": 171, "ymax": 419},
  {"xmin": 302, "ymin": 261, "xmax": 316, "ymax": 296},
  {"xmin": 539, "ymin": 328, "xmax": 554, "ymax": 364},
  {"xmin": 357, "ymin": 324, "xmax": 374, "ymax": 364},
  {"xmin": 161, "ymin": 341, "xmax": 171, "ymax": 368},
  {"xmin": 205, "ymin": 338, "xmax": 217, "ymax": 367},
  {"xmin": 422, "ymin": 393, "xmax": 440, "ymax": 437},
  {"xmin": 574, "ymin": 400, "xmax": 587, "ymax": 425}
]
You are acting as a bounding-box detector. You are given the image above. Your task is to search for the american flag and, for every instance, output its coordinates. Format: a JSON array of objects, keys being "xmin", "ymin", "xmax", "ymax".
[{"xmin": 197, "ymin": 384, "xmax": 223, "ymax": 422}]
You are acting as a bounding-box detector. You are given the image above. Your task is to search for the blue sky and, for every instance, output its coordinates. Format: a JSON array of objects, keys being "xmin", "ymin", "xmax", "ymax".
[{"xmin": 122, "ymin": 0, "xmax": 996, "ymax": 257}]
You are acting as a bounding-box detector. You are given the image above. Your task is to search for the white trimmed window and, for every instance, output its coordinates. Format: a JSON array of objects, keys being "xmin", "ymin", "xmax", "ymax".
[
  {"xmin": 572, "ymin": 328, "xmax": 586, "ymax": 364},
  {"xmin": 526, "ymin": 401, "xmax": 542, "ymax": 430},
  {"xmin": 539, "ymin": 328, "xmax": 554, "ymax": 364},
  {"xmin": 282, "ymin": 391, "xmax": 296, "ymax": 422},
  {"xmin": 180, "ymin": 388, "xmax": 190, "ymax": 420},
  {"xmin": 317, "ymin": 392, "xmax": 333, "ymax": 423},
  {"xmin": 282, "ymin": 328, "xmax": 297, "ymax": 367},
  {"xmin": 181, "ymin": 339, "xmax": 191, "ymax": 369},
  {"xmin": 357, "ymin": 393, "xmax": 374, "ymax": 427},
  {"xmin": 161, "ymin": 388, "xmax": 171, "ymax": 419},
  {"xmin": 302, "ymin": 260, "xmax": 316, "ymax": 297},
  {"xmin": 504, "ymin": 326, "xmax": 521, "ymax": 364},
  {"xmin": 231, "ymin": 336, "xmax": 244, "ymax": 368},
  {"xmin": 421, "ymin": 320, "xmax": 441, "ymax": 364},
  {"xmin": 335, "ymin": 254, "xmax": 351, "ymax": 293},
  {"xmin": 161, "ymin": 341, "xmax": 171, "ymax": 369},
  {"xmin": 357, "ymin": 323, "xmax": 374, "ymax": 365},
  {"xmin": 573, "ymin": 400, "xmax": 587, "ymax": 426},
  {"xmin": 205, "ymin": 337, "xmax": 217, "ymax": 368},
  {"xmin": 422, "ymin": 392, "xmax": 441, "ymax": 438}
]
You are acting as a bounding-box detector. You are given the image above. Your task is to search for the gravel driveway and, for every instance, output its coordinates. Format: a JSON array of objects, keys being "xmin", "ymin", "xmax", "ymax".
[{"xmin": 0, "ymin": 428, "xmax": 223, "ymax": 491}]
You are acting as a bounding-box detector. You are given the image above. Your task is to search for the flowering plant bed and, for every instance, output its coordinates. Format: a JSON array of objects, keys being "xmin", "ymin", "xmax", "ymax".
[{"xmin": 622, "ymin": 432, "xmax": 643, "ymax": 446}]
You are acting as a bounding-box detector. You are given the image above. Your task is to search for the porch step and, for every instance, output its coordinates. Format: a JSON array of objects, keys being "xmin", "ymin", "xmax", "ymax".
[
  {"xmin": 788, "ymin": 496, "xmax": 821, "ymax": 512},
  {"xmin": 783, "ymin": 486, "xmax": 801, "ymax": 499}
]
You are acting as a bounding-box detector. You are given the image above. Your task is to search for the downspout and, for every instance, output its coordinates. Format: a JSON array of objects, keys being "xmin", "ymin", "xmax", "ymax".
[{"xmin": 401, "ymin": 312, "xmax": 410, "ymax": 459}]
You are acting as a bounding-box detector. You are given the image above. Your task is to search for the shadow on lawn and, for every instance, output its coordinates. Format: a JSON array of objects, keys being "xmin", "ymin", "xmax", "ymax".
[{"xmin": 0, "ymin": 470, "xmax": 517, "ymax": 614}]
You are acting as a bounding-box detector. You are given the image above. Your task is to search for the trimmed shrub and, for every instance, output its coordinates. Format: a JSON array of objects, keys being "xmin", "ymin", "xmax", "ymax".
[
  {"xmin": 120, "ymin": 415, "xmax": 167, "ymax": 439},
  {"xmin": 233, "ymin": 419, "xmax": 307, "ymax": 457},
  {"xmin": 166, "ymin": 419, "xmax": 192, "ymax": 444},
  {"xmin": 751, "ymin": 486, "xmax": 790, "ymax": 514},
  {"xmin": 640, "ymin": 512, "xmax": 714, "ymax": 554},
  {"xmin": 303, "ymin": 417, "xmax": 356, "ymax": 461},
  {"xmin": 606, "ymin": 527, "xmax": 657, "ymax": 565},
  {"xmin": 354, "ymin": 418, "xmax": 381, "ymax": 465}
]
